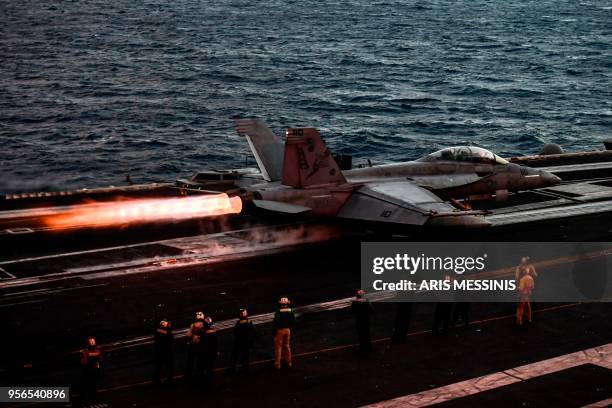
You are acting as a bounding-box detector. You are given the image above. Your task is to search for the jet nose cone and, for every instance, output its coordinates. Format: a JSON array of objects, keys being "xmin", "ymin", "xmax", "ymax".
[{"xmin": 540, "ymin": 170, "xmax": 561, "ymax": 186}]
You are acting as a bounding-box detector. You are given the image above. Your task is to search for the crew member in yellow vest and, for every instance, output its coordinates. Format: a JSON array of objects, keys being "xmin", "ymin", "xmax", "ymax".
[{"xmin": 273, "ymin": 297, "xmax": 295, "ymax": 370}]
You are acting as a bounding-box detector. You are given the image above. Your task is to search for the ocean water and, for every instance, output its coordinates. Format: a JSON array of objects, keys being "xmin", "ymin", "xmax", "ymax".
[{"xmin": 0, "ymin": 0, "xmax": 611, "ymax": 193}]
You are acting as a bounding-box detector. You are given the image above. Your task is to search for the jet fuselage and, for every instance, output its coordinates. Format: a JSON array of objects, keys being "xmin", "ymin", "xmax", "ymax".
[
  {"xmin": 343, "ymin": 160, "xmax": 560, "ymax": 198},
  {"xmin": 247, "ymin": 159, "xmax": 560, "ymax": 218}
]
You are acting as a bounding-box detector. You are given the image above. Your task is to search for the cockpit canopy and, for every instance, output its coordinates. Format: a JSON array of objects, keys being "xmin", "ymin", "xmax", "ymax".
[{"xmin": 418, "ymin": 146, "xmax": 509, "ymax": 165}]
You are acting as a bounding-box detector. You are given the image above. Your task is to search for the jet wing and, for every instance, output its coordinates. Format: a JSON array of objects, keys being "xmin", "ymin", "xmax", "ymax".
[{"xmin": 336, "ymin": 181, "xmax": 489, "ymax": 227}]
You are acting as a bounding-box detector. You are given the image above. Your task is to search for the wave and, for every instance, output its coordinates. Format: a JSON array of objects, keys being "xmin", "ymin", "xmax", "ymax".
[{"xmin": 1, "ymin": 0, "xmax": 609, "ymax": 191}]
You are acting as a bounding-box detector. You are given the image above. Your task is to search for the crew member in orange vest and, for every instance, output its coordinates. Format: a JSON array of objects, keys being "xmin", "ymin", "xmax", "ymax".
[{"xmin": 517, "ymin": 273, "xmax": 535, "ymax": 326}]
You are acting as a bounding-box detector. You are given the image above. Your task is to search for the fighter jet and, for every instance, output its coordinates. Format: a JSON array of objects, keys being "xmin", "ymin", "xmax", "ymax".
[{"xmin": 229, "ymin": 120, "xmax": 562, "ymax": 228}]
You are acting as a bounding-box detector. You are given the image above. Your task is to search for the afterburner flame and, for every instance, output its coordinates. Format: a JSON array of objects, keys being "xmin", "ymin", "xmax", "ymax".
[{"xmin": 43, "ymin": 194, "xmax": 242, "ymax": 229}]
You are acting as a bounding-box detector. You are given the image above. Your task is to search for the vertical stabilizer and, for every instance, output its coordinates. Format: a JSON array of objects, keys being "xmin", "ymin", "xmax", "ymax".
[
  {"xmin": 235, "ymin": 120, "xmax": 283, "ymax": 181},
  {"xmin": 282, "ymin": 128, "xmax": 346, "ymax": 188}
]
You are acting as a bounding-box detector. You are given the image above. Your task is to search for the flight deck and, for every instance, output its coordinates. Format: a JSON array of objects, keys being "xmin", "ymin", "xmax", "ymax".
[{"xmin": 0, "ymin": 152, "xmax": 611, "ymax": 407}]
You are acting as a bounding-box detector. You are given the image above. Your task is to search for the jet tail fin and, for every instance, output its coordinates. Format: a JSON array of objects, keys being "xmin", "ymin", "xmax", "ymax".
[
  {"xmin": 235, "ymin": 120, "xmax": 283, "ymax": 181},
  {"xmin": 282, "ymin": 128, "xmax": 346, "ymax": 188}
]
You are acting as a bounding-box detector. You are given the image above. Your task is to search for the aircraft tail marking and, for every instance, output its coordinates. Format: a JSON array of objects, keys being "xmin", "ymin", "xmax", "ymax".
[{"xmin": 282, "ymin": 128, "xmax": 346, "ymax": 188}]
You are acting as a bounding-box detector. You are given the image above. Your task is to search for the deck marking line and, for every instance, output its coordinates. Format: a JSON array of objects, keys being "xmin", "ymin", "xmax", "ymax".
[{"xmin": 362, "ymin": 342, "xmax": 612, "ymax": 407}]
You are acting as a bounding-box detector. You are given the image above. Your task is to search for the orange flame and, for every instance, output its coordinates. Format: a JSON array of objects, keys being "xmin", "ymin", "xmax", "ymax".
[{"xmin": 43, "ymin": 194, "xmax": 242, "ymax": 229}]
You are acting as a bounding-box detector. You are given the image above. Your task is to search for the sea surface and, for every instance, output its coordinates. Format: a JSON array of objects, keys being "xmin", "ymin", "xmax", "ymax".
[{"xmin": 1, "ymin": 0, "xmax": 611, "ymax": 192}]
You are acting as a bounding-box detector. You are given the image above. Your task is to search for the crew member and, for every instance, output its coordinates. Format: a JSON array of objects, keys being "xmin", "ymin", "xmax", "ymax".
[
  {"xmin": 515, "ymin": 256, "xmax": 538, "ymax": 281},
  {"xmin": 80, "ymin": 337, "xmax": 103, "ymax": 404},
  {"xmin": 451, "ymin": 276, "xmax": 470, "ymax": 329},
  {"xmin": 516, "ymin": 272, "xmax": 535, "ymax": 326},
  {"xmin": 392, "ymin": 302, "xmax": 412, "ymax": 342},
  {"xmin": 515, "ymin": 257, "xmax": 538, "ymax": 319},
  {"xmin": 153, "ymin": 318, "xmax": 174, "ymax": 386},
  {"xmin": 451, "ymin": 302, "xmax": 470, "ymax": 329},
  {"xmin": 273, "ymin": 297, "xmax": 296, "ymax": 370},
  {"xmin": 230, "ymin": 308, "xmax": 256, "ymax": 374},
  {"xmin": 185, "ymin": 311, "xmax": 206, "ymax": 380},
  {"xmin": 433, "ymin": 302, "xmax": 452, "ymax": 335},
  {"xmin": 201, "ymin": 316, "xmax": 218, "ymax": 383},
  {"xmin": 351, "ymin": 289, "xmax": 374, "ymax": 355}
]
